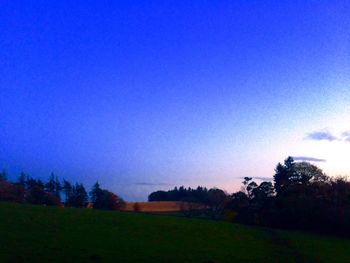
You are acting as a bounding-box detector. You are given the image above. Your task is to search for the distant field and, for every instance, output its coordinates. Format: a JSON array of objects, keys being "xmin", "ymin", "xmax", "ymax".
[
  {"xmin": 0, "ymin": 202, "xmax": 349, "ymax": 263},
  {"xmin": 122, "ymin": 201, "xmax": 184, "ymax": 212},
  {"xmin": 122, "ymin": 201, "xmax": 205, "ymax": 212}
]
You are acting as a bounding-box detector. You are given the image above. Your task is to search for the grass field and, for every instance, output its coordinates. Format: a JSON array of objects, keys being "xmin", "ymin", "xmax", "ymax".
[{"xmin": 0, "ymin": 202, "xmax": 349, "ymax": 263}]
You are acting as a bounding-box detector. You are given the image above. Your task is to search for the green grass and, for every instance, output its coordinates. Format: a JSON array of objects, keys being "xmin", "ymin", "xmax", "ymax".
[{"xmin": 0, "ymin": 202, "xmax": 349, "ymax": 263}]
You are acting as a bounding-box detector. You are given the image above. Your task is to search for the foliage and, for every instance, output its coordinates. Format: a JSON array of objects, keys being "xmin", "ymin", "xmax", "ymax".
[
  {"xmin": 206, "ymin": 188, "xmax": 229, "ymax": 219},
  {"xmin": 66, "ymin": 183, "xmax": 88, "ymax": 208},
  {"xmin": 89, "ymin": 182, "xmax": 124, "ymax": 210},
  {"xmin": 273, "ymin": 157, "xmax": 327, "ymax": 195},
  {"xmin": 1, "ymin": 156, "xmax": 350, "ymax": 236},
  {"xmin": 150, "ymin": 157, "xmax": 350, "ymax": 236},
  {"xmin": 45, "ymin": 173, "xmax": 62, "ymax": 201},
  {"xmin": 148, "ymin": 186, "xmax": 210, "ymax": 203},
  {"xmin": 0, "ymin": 181, "xmax": 25, "ymax": 203},
  {"xmin": 62, "ymin": 179, "xmax": 73, "ymax": 203},
  {"xmin": 0, "ymin": 170, "xmax": 7, "ymax": 181},
  {"xmin": 231, "ymin": 157, "xmax": 350, "ymax": 235},
  {"xmin": 149, "ymin": 186, "xmax": 228, "ymax": 218},
  {"xmin": 0, "ymin": 173, "xmax": 123, "ymax": 210}
]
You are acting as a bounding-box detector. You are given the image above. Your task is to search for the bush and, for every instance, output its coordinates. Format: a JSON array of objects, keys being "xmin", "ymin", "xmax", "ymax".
[
  {"xmin": 223, "ymin": 210, "xmax": 237, "ymax": 223},
  {"xmin": 45, "ymin": 193, "xmax": 62, "ymax": 206},
  {"xmin": 0, "ymin": 181, "xmax": 25, "ymax": 203}
]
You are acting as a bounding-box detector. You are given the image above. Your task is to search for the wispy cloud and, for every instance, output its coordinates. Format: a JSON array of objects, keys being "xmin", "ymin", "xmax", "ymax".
[
  {"xmin": 305, "ymin": 129, "xmax": 350, "ymax": 143},
  {"xmin": 240, "ymin": 177, "xmax": 272, "ymax": 181},
  {"xmin": 342, "ymin": 131, "xmax": 350, "ymax": 142},
  {"xmin": 305, "ymin": 130, "xmax": 337, "ymax": 142},
  {"xmin": 254, "ymin": 177, "xmax": 273, "ymax": 181},
  {"xmin": 292, "ymin": 156, "xmax": 326, "ymax": 162},
  {"xmin": 342, "ymin": 131, "xmax": 350, "ymax": 137}
]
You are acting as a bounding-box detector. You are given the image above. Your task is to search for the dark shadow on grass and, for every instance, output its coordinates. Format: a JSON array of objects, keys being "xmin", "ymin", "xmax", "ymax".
[
  {"xmin": 89, "ymin": 254, "xmax": 103, "ymax": 261},
  {"xmin": 265, "ymin": 229, "xmax": 320, "ymax": 263}
]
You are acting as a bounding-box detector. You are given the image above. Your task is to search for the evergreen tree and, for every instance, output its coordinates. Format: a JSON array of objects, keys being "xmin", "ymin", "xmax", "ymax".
[
  {"xmin": 63, "ymin": 179, "xmax": 73, "ymax": 204},
  {"xmin": 18, "ymin": 172, "xmax": 27, "ymax": 188},
  {"xmin": 90, "ymin": 181, "xmax": 103, "ymax": 206},
  {"xmin": 54, "ymin": 175, "xmax": 61, "ymax": 200},
  {"xmin": 0, "ymin": 170, "xmax": 7, "ymax": 181},
  {"xmin": 69, "ymin": 183, "xmax": 88, "ymax": 207},
  {"xmin": 89, "ymin": 182, "xmax": 124, "ymax": 210},
  {"xmin": 45, "ymin": 173, "xmax": 56, "ymax": 194}
]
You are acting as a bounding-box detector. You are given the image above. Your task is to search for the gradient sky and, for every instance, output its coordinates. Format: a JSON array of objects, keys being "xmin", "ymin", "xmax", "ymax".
[{"xmin": 1, "ymin": 1, "xmax": 350, "ymax": 201}]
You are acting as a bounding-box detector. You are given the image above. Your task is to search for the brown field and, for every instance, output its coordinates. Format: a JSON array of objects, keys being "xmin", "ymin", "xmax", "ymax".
[{"xmin": 122, "ymin": 201, "xmax": 206, "ymax": 212}]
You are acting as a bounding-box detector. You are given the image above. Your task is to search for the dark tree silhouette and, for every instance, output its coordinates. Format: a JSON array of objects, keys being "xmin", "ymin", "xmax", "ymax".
[
  {"xmin": 45, "ymin": 173, "xmax": 56, "ymax": 194},
  {"xmin": 54, "ymin": 176, "xmax": 62, "ymax": 200},
  {"xmin": 273, "ymin": 156, "xmax": 295, "ymax": 195},
  {"xmin": 241, "ymin": 177, "xmax": 258, "ymax": 199},
  {"xmin": 25, "ymin": 178, "xmax": 45, "ymax": 204},
  {"xmin": 89, "ymin": 182, "xmax": 124, "ymax": 210},
  {"xmin": 90, "ymin": 181, "xmax": 103, "ymax": 205},
  {"xmin": 149, "ymin": 156, "xmax": 350, "ymax": 236},
  {"xmin": 0, "ymin": 180, "xmax": 25, "ymax": 203},
  {"xmin": 45, "ymin": 173, "xmax": 61, "ymax": 201},
  {"xmin": 67, "ymin": 183, "xmax": 88, "ymax": 208},
  {"xmin": 0, "ymin": 170, "xmax": 7, "ymax": 181},
  {"xmin": 17, "ymin": 172, "xmax": 27, "ymax": 189},
  {"xmin": 63, "ymin": 179, "xmax": 73, "ymax": 204},
  {"xmin": 0, "ymin": 172, "xmax": 124, "ymax": 210},
  {"xmin": 148, "ymin": 186, "xmax": 210, "ymax": 203}
]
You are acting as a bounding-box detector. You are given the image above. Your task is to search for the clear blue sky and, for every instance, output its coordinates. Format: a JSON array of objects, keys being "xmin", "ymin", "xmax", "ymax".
[{"xmin": 1, "ymin": 1, "xmax": 350, "ymax": 200}]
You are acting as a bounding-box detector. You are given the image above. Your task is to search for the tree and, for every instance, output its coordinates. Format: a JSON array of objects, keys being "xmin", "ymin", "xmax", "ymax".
[
  {"xmin": 148, "ymin": 190, "xmax": 168, "ymax": 201},
  {"xmin": 273, "ymin": 156, "xmax": 295, "ymax": 195},
  {"xmin": 25, "ymin": 177, "xmax": 45, "ymax": 204},
  {"xmin": 95, "ymin": 189, "xmax": 122, "ymax": 210},
  {"xmin": 18, "ymin": 172, "xmax": 27, "ymax": 188},
  {"xmin": 0, "ymin": 180, "xmax": 25, "ymax": 203},
  {"xmin": 241, "ymin": 177, "xmax": 258, "ymax": 199},
  {"xmin": 104, "ymin": 191, "xmax": 124, "ymax": 210},
  {"xmin": 90, "ymin": 182, "xmax": 103, "ymax": 205},
  {"xmin": 0, "ymin": 170, "xmax": 7, "ymax": 181},
  {"xmin": 45, "ymin": 173, "xmax": 61, "ymax": 200},
  {"xmin": 45, "ymin": 173, "xmax": 56, "ymax": 194},
  {"xmin": 62, "ymin": 179, "xmax": 73, "ymax": 204},
  {"xmin": 90, "ymin": 182, "xmax": 124, "ymax": 210},
  {"xmin": 45, "ymin": 192, "xmax": 62, "ymax": 206},
  {"xmin": 230, "ymin": 191, "xmax": 249, "ymax": 209},
  {"xmin": 252, "ymin": 181, "xmax": 274, "ymax": 201},
  {"xmin": 68, "ymin": 183, "xmax": 88, "ymax": 208},
  {"xmin": 54, "ymin": 175, "xmax": 62, "ymax": 200},
  {"xmin": 274, "ymin": 157, "xmax": 329, "ymax": 196},
  {"xmin": 26, "ymin": 184, "xmax": 47, "ymax": 205},
  {"xmin": 293, "ymin": 162, "xmax": 328, "ymax": 184},
  {"xmin": 148, "ymin": 186, "xmax": 210, "ymax": 203},
  {"xmin": 206, "ymin": 188, "xmax": 228, "ymax": 219}
]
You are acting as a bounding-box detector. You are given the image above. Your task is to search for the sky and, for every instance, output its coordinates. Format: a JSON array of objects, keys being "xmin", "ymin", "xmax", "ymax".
[{"xmin": 1, "ymin": 1, "xmax": 350, "ymax": 201}]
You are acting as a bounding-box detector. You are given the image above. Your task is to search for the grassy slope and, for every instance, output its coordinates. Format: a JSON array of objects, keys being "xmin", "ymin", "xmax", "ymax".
[{"xmin": 0, "ymin": 202, "xmax": 349, "ymax": 263}]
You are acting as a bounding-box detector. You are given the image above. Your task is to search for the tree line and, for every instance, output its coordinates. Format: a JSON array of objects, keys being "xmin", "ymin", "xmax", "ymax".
[
  {"xmin": 1, "ymin": 157, "xmax": 349, "ymax": 236},
  {"xmin": 0, "ymin": 172, "xmax": 124, "ymax": 210},
  {"xmin": 149, "ymin": 157, "xmax": 350, "ymax": 236}
]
